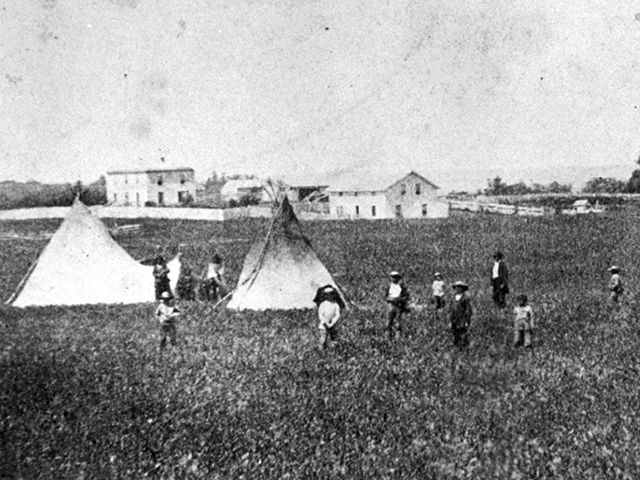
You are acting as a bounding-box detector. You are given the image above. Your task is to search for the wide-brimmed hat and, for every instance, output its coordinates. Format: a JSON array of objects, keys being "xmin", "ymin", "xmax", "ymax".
[
  {"xmin": 389, "ymin": 271, "xmax": 402, "ymax": 278},
  {"xmin": 161, "ymin": 291, "xmax": 172, "ymax": 299},
  {"xmin": 323, "ymin": 285, "xmax": 335, "ymax": 293},
  {"xmin": 434, "ymin": 272, "xmax": 442, "ymax": 278},
  {"xmin": 452, "ymin": 281, "xmax": 468, "ymax": 290},
  {"xmin": 608, "ymin": 265, "xmax": 620, "ymax": 273}
]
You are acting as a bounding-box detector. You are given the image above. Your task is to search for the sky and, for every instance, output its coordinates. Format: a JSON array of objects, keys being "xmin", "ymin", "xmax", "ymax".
[{"xmin": 2, "ymin": 0, "xmax": 640, "ymax": 192}]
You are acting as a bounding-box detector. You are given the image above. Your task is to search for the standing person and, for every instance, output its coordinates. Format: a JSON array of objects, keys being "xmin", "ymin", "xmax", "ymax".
[
  {"xmin": 176, "ymin": 265, "xmax": 196, "ymax": 301},
  {"xmin": 513, "ymin": 294, "xmax": 534, "ymax": 349},
  {"xmin": 491, "ymin": 251, "xmax": 509, "ymax": 310},
  {"xmin": 431, "ymin": 272, "xmax": 446, "ymax": 319},
  {"xmin": 153, "ymin": 256, "xmax": 171, "ymax": 301},
  {"xmin": 608, "ymin": 266, "xmax": 624, "ymax": 304},
  {"xmin": 155, "ymin": 291, "xmax": 180, "ymax": 350},
  {"xmin": 385, "ymin": 271, "xmax": 410, "ymax": 340},
  {"xmin": 204, "ymin": 252, "xmax": 227, "ymax": 301},
  {"xmin": 313, "ymin": 284, "xmax": 346, "ymax": 350},
  {"xmin": 450, "ymin": 281, "xmax": 472, "ymax": 350}
]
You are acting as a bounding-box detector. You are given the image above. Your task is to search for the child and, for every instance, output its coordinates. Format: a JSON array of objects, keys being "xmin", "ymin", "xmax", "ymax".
[
  {"xmin": 513, "ymin": 294, "xmax": 534, "ymax": 349},
  {"xmin": 313, "ymin": 285, "xmax": 346, "ymax": 350},
  {"xmin": 450, "ymin": 281, "xmax": 472, "ymax": 350},
  {"xmin": 155, "ymin": 291, "xmax": 180, "ymax": 349},
  {"xmin": 385, "ymin": 271, "xmax": 410, "ymax": 340},
  {"xmin": 608, "ymin": 266, "xmax": 623, "ymax": 304},
  {"xmin": 431, "ymin": 272, "xmax": 445, "ymax": 316},
  {"xmin": 176, "ymin": 265, "xmax": 196, "ymax": 301},
  {"xmin": 153, "ymin": 256, "xmax": 171, "ymax": 301}
]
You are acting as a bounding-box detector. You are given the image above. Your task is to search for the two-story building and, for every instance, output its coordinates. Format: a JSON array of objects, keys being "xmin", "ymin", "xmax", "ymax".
[
  {"xmin": 106, "ymin": 167, "xmax": 196, "ymax": 206},
  {"xmin": 328, "ymin": 171, "xmax": 449, "ymax": 219}
]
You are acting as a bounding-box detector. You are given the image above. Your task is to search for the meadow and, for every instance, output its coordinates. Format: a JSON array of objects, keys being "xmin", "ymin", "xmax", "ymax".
[{"xmin": 1, "ymin": 213, "xmax": 640, "ymax": 478}]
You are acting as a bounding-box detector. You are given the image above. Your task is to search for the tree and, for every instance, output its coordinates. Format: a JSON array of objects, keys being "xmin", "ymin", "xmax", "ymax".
[
  {"xmin": 582, "ymin": 177, "xmax": 626, "ymax": 194},
  {"xmin": 484, "ymin": 176, "xmax": 509, "ymax": 195}
]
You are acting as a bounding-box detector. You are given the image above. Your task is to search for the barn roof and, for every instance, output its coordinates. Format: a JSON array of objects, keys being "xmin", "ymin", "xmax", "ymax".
[{"xmin": 326, "ymin": 170, "xmax": 439, "ymax": 193}]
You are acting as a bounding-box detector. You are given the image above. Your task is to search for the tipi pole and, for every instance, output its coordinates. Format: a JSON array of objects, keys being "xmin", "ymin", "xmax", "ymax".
[
  {"xmin": 208, "ymin": 199, "xmax": 286, "ymax": 311},
  {"xmin": 5, "ymin": 258, "xmax": 39, "ymax": 305}
]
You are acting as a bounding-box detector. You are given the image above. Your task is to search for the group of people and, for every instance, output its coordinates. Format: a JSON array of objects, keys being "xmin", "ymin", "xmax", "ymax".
[
  {"xmin": 153, "ymin": 249, "xmax": 625, "ymax": 353},
  {"xmin": 313, "ymin": 251, "xmax": 529, "ymax": 351},
  {"xmin": 152, "ymin": 253, "xmax": 228, "ymax": 303},
  {"xmin": 152, "ymin": 252, "xmax": 227, "ymax": 349}
]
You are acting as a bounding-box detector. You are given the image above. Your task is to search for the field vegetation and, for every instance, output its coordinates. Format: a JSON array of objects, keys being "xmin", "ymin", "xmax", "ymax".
[{"xmin": 1, "ymin": 213, "xmax": 640, "ymax": 478}]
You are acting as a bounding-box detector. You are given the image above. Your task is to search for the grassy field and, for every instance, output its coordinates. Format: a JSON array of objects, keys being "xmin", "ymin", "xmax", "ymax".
[{"xmin": 1, "ymin": 213, "xmax": 640, "ymax": 478}]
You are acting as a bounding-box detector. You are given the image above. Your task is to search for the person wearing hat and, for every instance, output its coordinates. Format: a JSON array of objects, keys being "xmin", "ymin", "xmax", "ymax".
[
  {"xmin": 155, "ymin": 291, "xmax": 181, "ymax": 350},
  {"xmin": 153, "ymin": 255, "xmax": 172, "ymax": 301},
  {"xmin": 490, "ymin": 251, "xmax": 509, "ymax": 310},
  {"xmin": 450, "ymin": 281, "xmax": 472, "ymax": 349},
  {"xmin": 608, "ymin": 266, "xmax": 624, "ymax": 304},
  {"xmin": 385, "ymin": 271, "xmax": 410, "ymax": 340},
  {"xmin": 431, "ymin": 272, "xmax": 446, "ymax": 318},
  {"xmin": 313, "ymin": 284, "xmax": 346, "ymax": 350}
]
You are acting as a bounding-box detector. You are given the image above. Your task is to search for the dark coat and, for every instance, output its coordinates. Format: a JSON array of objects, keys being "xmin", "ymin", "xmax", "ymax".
[
  {"xmin": 491, "ymin": 260, "xmax": 509, "ymax": 294},
  {"xmin": 385, "ymin": 282, "xmax": 410, "ymax": 309},
  {"xmin": 313, "ymin": 286, "xmax": 346, "ymax": 309},
  {"xmin": 450, "ymin": 293, "xmax": 472, "ymax": 329}
]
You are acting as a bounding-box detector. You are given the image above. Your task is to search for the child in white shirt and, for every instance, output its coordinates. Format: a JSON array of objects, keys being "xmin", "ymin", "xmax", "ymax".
[
  {"xmin": 431, "ymin": 272, "xmax": 445, "ymax": 314},
  {"xmin": 513, "ymin": 294, "xmax": 534, "ymax": 348}
]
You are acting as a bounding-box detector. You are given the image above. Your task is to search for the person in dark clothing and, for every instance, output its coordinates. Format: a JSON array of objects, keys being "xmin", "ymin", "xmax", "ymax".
[
  {"xmin": 153, "ymin": 256, "xmax": 171, "ymax": 301},
  {"xmin": 176, "ymin": 266, "xmax": 196, "ymax": 301},
  {"xmin": 491, "ymin": 251, "xmax": 509, "ymax": 309},
  {"xmin": 385, "ymin": 271, "xmax": 410, "ymax": 340},
  {"xmin": 450, "ymin": 281, "xmax": 472, "ymax": 350}
]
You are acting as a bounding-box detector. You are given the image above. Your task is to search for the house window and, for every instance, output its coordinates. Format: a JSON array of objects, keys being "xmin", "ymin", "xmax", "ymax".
[
  {"xmin": 338, "ymin": 192, "xmax": 343, "ymax": 197},
  {"xmin": 157, "ymin": 175, "xmax": 163, "ymax": 186},
  {"xmin": 178, "ymin": 191, "xmax": 188, "ymax": 202},
  {"xmin": 355, "ymin": 205, "xmax": 360, "ymax": 216},
  {"xmin": 400, "ymin": 184, "xmax": 406, "ymax": 195},
  {"xmin": 395, "ymin": 205, "xmax": 402, "ymax": 218},
  {"xmin": 336, "ymin": 206, "xmax": 344, "ymax": 216},
  {"xmin": 124, "ymin": 175, "xmax": 128, "ymax": 185},
  {"xmin": 136, "ymin": 193, "xmax": 140, "ymax": 206},
  {"xmin": 416, "ymin": 183, "xmax": 421, "ymax": 195},
  {"xmin": 180, "ymin": 176, "xmax": 186, "ymax": 185},
  {"xmin": 371, "ymin": 205, "xmax": 376, "ymax": 217},
  {"xmin": 354, "ymin": 191, "xmax": 358, "ymax": 197},
  {"xmin": 113, "ymin": 193, "xmax": 117, "ymax": 203},
  {"xmin": 124, "ymin": 193, "xmax": 129, "ymax": 205},
  {"xmin": 422, "ymin": 204, "xmax": 428, "ymax": 217},
  {"xmin": 158, "ymin": 192, "xmax": 164, "ymax": 205}
]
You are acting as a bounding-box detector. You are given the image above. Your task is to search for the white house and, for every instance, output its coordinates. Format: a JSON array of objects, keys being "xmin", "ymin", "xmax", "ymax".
[
  {"xmin": 106, "ymin": 167, "xmax": 196, "ymax": 206},
  {"xmin": 220, "ymin": 178, "xmax": 272, "ymax": 203},
  {"xmin": 328, "ymin": 171, "xmax": 449, "ymax": 219}
]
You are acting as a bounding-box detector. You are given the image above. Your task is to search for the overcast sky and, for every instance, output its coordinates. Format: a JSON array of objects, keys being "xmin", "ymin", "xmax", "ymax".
[{"xmin": 2, "ymin": 0, "xmax": 640, "ymax": 191}]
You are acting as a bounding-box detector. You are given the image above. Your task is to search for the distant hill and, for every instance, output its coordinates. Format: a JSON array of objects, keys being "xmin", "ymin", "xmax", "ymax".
[{"xmin": 0, "ymin": 178, "xmax": 106, "ymax": 210}]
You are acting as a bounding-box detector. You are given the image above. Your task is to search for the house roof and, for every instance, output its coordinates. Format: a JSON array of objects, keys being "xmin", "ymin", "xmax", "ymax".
[
  {"xmin": 326, "ymin": 170, "xmax": 439, "ymax": 192},
  {"xmin": 221, "ymin": 178, "xmax": 265, "ymax": 195},
  {"xmin": 107, "ymin": 167, "xmax": 194, "ymax": 175}
]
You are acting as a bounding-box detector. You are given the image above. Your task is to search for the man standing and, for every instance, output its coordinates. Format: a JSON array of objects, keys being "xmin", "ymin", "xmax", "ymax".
[
  {"xmin": 491, "ymin": 251, "xmax": 509, "ymax": 309},
  {"xmin": 385, "ymin": 271, "xmax": 410, "ymax": 340}
]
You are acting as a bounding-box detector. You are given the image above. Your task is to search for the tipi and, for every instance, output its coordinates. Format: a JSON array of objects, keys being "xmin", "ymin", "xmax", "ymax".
[
  {"xmin": 227, "ymin": 197, "xmax": 343, "ymax": 310},
  {"xmin": 8, "ymin": 199, "xmax": 180, "ymax": 307}
]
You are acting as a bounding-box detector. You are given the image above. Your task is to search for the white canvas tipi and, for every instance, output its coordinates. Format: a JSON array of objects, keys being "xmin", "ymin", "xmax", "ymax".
[
  {"xmin": 9, "ymin": 199, "xmax": 180, "ymax": 307},
  {"xmin": 227, "ymin": 197, "xmax": 343, "ymax": 310}
]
